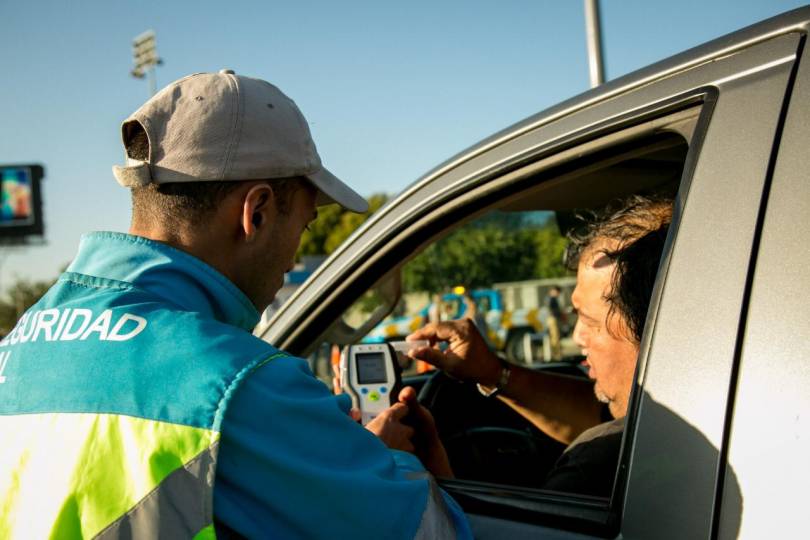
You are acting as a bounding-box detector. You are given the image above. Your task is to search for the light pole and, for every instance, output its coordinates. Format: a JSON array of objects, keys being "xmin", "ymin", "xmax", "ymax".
[
  {"xmin": 130, "ymin": 30, "xmax": 163, "ymax": 97},
  {"xmin": 584, "ymin": 0, "xmax": 605, "ymax": 88}
]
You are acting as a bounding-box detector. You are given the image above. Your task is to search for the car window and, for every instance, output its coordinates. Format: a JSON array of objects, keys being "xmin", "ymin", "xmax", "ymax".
[
  {"xmin": 258, "ymin": 101, "xmax": 705, "ymax": 537},
  {"xmin": 304, "ymin": 122, "xmax": 693, "ymax": 496},
  {"xmin": 250, "ymin": 22, "xmax": 809, "ymax": 532},
  {"xmin": 367, "ymin": 209, "xmax": 573, "ymax": 368},
  {"xmin": 305, "ymin": 209, "xmax": 575, "ymax": 381},
  {"xmin": 307, "ymin": 209, "xmax": 575, "ymax": 373}
]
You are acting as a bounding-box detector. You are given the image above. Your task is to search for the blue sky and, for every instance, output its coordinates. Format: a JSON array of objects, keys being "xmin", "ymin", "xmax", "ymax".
[{"xmin": 0, "ymin": 0, "xmax": 806, "ymax": 291}]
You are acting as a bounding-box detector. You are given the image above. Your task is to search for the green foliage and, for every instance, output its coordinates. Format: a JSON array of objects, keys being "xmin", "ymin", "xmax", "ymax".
[
  {"xmin": 403, "ymin": 228, "xmax": 537, "ymax": 292},
  {"xmin": 296, "ymin": 200, "xmax": 570, "ymax": 298},
  {"xmin": 298, "ymin": 194, "xmax": 390, "ymax": 257},
  {"xmin": 297, "ymin": 203, "xmax": 344, "ymax": 257},
  {"xmin": 532, "ymin": 227, "xmax": 569, "ymax": 279},
  {"xmin": 403, "ymin": 211, "xmax": 569, "ymax": 294},
  {"xmin": 0, "ymin": 276, "xmax": 56, "ymax": 335}
]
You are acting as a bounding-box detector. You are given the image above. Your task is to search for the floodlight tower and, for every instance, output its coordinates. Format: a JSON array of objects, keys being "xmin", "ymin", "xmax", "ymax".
[{"xmin": 130, "ymin": 30, "xmax": 163, "ymax": 97}]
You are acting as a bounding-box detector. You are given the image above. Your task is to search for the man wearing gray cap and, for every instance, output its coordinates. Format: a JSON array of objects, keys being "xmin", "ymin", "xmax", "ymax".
[{"xmin": 0, "ymin": 71, "xmax": 471, "ymax": 539}]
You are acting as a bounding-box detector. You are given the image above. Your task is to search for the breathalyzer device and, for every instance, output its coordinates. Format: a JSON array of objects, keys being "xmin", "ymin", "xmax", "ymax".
[{"xmin": 339, "ymin": 342, "xmax": 421, "ymax": 425}]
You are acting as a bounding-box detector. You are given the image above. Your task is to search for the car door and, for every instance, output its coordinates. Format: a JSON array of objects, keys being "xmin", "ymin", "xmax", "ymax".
[
  {"xmin": 712, "ymin": 21, "xmax": 810, "ymax": 539},
  {"xmin": 256, "ymin": 9, "xmax": 807, "ymax": 540},
  {"xmin": 617, "ymin": 28, "xmax": 802, "ymax": 540}
]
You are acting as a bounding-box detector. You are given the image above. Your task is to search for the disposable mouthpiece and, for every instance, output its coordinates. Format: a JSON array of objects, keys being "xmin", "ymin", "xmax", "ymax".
[{"xmin": 389, "ymin": 340, "xmax": 429, "ymax": 353}]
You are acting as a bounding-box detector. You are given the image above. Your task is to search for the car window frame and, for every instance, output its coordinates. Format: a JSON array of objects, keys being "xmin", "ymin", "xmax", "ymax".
[
  {"xmin": 272, "ymin": 97, "xmax": 709, "ymax": 536},
  {"xmin": 619, "ymin": 34, "xmax": 801, "ymax": 540},
  {"xmin": 257, "ymin": 29, "xmax": 803, "ymax": 540},
  {"xmin": 429, "ymin": 102, "xmax": 708, "ymax": 536}
]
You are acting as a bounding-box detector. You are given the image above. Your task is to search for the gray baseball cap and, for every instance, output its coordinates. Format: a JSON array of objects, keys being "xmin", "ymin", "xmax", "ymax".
[{"xmin": 113, "ymin": 69, "xmax": 368, "ymax": 213}]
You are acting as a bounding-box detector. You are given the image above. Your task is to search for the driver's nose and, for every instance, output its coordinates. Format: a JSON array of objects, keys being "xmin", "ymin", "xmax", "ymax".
[{"xmin": 572, "ymin": 319, "xmax": 586, "ymax": 350}]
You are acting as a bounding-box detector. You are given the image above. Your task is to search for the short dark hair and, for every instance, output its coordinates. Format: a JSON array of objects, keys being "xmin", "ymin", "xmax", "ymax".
[
  {"xmin": 131, "ymin": 177, "xmax": 305, "ymax": 229},
  {"xmin": 606, "ymin": 227, "xmax": 669, "ymax": 343},
  {"xmin": 566, "ymin": 194, "xmax": 673, "ymax": 344}
]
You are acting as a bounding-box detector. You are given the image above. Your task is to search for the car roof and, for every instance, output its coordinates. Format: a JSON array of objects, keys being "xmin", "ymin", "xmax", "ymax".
[
  {"xmin": 257, "ymin": 6, "xmax": 810, "ymax": 344},
  {"xmin": 401, "ymin": 5, "xmax": 810, "ymax": 200}
]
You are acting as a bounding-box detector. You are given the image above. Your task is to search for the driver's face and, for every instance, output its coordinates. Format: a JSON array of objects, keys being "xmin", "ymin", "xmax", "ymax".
[{"xmin": 571, "ymin": 250, "xmax": 639, "ymax": 419}]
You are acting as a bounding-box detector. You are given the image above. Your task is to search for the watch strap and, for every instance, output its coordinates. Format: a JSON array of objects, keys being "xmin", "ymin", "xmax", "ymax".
[{"xmin": 476, "ymin": 362, "xmax": 512, "ymax": 398}]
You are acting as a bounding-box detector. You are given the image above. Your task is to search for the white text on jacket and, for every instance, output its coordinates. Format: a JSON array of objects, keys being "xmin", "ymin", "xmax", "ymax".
[{"xmin": 0, "ymin": 309, "xmax": 148, "ymax": 346}]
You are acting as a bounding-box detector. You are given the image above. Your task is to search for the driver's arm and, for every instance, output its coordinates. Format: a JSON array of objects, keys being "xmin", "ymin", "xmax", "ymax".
[
  {"xmin": 492, "ymin": 364, "xmax": 603, "ymax": 444},
  {"xmin": 407, "ymin": 320, "xmax": 602, "ymax": 445}
]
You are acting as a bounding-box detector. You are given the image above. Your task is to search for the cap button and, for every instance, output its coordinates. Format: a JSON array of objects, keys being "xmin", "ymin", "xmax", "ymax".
[{"xmin": 219, "ymin": 69, "xmax": 235, "ymax": 75}]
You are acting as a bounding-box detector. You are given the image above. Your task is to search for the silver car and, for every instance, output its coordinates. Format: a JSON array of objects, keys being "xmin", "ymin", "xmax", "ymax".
[{"xmin": 256, "ymin": 6, "xmax": 810, "ymax": 539}]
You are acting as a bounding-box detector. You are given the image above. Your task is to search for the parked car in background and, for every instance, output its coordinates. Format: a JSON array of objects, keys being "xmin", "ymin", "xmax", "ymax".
[{"xmin": 256, "ymin": 7, "xmax": 810, "ymax": 538}]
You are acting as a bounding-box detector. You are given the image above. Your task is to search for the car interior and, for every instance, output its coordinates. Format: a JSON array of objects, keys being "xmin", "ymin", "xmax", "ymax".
[{"xmin": 269, "ymin": 102, "xmax": 704, "ymax": 532}]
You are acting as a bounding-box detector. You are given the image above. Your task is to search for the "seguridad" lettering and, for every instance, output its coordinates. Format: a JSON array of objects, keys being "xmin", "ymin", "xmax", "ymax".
[{"xmin": 0, "ymin": 308, "xmax": 148, "ymax": 346}]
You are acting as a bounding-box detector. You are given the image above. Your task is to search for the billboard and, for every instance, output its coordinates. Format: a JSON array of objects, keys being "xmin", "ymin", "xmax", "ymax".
[{"xmin": 0, "ymin": 164, "xmax": 44, "ymax": 239}]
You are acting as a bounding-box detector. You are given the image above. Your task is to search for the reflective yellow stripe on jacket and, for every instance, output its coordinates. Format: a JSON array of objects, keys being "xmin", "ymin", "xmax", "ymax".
[{"xmin": 0, "ymin": 413, "xmax": 218, "ymax": 539}]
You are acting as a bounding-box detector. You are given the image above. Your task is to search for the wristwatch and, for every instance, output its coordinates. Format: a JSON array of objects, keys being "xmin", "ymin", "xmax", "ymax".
[{"xmin": 476, "ymin": 362, "xmax": 512, "ymax": 398}]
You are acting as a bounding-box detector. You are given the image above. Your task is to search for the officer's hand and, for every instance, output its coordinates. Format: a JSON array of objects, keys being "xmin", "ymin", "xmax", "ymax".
[
  {"xmin": 365, "ymin": 401, "xmax": 415, "ymax": 453},
  {"xmin": 407, "ymin": 319, "xmax": 502, "ymax": 387},
  {"xmin": 397, "ymin": 387, "xmax": 454, "ymax": 478}
]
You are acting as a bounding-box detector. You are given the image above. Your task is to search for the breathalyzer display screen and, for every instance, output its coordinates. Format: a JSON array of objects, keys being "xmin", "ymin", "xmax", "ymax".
[{"xmin": 356, "ymin": 352, "xmax": 388, "ymax": 384}]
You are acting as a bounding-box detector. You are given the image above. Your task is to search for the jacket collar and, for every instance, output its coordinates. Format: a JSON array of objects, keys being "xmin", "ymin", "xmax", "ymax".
[{"xmin": 67, "ymin": 232, "xmax": 260, "ymax": 331}]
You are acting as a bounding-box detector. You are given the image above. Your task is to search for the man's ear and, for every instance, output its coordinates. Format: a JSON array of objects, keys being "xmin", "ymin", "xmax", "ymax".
[{"xmin": 241, "ymin": 183, "xmax": 276, "ymax": 242}]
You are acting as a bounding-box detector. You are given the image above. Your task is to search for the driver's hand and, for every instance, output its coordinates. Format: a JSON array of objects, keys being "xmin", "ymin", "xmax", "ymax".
[{"xmin": 406, "ymin": 319, "xmax": 502, "ymax": 387}]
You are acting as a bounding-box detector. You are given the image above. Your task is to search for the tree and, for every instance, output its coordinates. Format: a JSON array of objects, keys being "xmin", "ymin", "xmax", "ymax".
[
  {"xmin": 0, "ymin": 276, "xmax": 56, "ymax": 335},
  {"xmin": 403, "ymin": 227, "xmax": 538, "ymax": 293},
  {"xmin": 296, "ymin": 203, "xmax": 344, "ymax": 257},
  {"xmin": 297, "ymin": 194, "xmax": 390, "ymax": 257},
  {"xmin": 402, "ymin": 212, "xmax": 570, "ymax": 294},
  {"xmin": 532, "ymin": 227, "xmax": 569, "ymax": 279},
  {"xmin": 296, "ymin": 200, "xmax": 570, "ymax": 297}
]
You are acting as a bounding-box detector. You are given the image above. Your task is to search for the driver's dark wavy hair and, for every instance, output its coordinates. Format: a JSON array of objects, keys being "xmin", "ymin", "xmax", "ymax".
[
  {"xmin": 565, "ymin": 194, "xmax": 673, "ymax": 344},
  {"xmin": 606, "ymin": 227, "xmax": 670, "ymax": 343}
]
